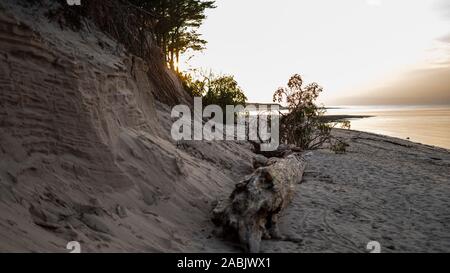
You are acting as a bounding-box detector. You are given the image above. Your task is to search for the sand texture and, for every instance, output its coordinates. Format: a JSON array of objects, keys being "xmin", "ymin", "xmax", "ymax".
[{"xmin": 261, "ymin": 130, "xmax": 450, "ymax": 253}]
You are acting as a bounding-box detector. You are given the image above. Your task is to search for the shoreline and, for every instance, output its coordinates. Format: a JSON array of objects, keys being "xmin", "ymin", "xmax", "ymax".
[
  {"xmin": 325, "ymin": 111, "xmax": 450, "ymax": 151},
  {"xmin": 322, "ymin": 115, "xmax": 373, "ymax": 122},
  {"xmin": 339, "ymin": 128, "xmax": 450, "ymax": 153}
]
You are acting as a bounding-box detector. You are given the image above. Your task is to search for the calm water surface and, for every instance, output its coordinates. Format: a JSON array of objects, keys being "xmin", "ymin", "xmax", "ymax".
[{"xmin": 327, "ymin": 106, "xmax": 450, "ymax": 150}]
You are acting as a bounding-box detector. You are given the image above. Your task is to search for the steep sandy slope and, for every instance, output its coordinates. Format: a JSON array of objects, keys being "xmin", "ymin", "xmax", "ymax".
[{"xmin": 0, "ymin": 2, "xmax": 254, "ymax": 252}]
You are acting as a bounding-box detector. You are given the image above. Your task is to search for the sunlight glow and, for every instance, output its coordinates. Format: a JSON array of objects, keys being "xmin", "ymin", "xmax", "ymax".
[{"xmin": 180, "ymin": 0, "xmax": 450, "ymax": 105}]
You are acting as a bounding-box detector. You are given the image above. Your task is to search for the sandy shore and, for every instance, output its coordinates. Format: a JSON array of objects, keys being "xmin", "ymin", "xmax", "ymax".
[{"xmin": 260, "ymin": 129, "xmax": 450, "ymax": 253}]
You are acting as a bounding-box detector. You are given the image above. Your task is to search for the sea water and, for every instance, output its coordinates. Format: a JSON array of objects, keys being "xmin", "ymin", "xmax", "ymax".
[{"xmin": 326, "ymin": 105, "xmax": 450, "ymax": 150}]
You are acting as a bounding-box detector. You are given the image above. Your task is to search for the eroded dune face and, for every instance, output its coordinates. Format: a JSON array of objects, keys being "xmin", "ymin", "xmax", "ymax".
[{"xmin": 0, "ymin": 3, "xmax": 254, "ymax": 252}]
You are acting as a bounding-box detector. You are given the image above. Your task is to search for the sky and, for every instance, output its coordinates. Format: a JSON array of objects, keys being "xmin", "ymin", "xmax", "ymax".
[{"xmin": 180, "ymin": 0, "xmax": 450, "ymax": 105}]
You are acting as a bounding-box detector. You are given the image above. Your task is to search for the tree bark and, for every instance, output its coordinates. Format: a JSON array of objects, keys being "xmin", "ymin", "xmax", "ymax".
[{"xmin": 212, "ymin": 153, "xmax": 306, "ymax": 253}]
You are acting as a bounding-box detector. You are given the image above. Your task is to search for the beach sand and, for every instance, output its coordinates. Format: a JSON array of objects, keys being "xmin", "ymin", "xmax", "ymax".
[{"xmin": 261, "ymin": 129, "xmax": 450, "ymax": 253}]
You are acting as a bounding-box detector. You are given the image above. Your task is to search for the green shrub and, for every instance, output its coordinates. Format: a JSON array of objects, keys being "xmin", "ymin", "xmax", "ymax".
[
  {"xmin": 203, "ymin": 74, "xmax": 247, "ymax": 109},
  {"xmin": 330, "ymin": 139, "xmax": 349, "ymax": 154},
  {"xmin": 179, "ymin": 71, "xmax": 247, "ymax": 109},
  {"xmin": 273, "ymin": 74, "xmax": 349, "ymax": 152}
]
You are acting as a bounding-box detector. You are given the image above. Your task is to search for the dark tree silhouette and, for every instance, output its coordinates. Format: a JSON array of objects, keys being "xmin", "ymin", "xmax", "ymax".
[
  {"xmin": 130, "ymin": 0, "xmax": 216, "ymax": 71},
  {"xmin": 274, "ymin": 74, "xmax": 349, "ymax": 151},
  {"xmin": 45, "ymin": 0, "xmax": 215, "ymax": 71}
]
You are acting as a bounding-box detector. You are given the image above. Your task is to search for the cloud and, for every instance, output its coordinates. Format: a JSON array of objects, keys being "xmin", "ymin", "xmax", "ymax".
[
  {"xmin": 337, "ymin": 65, "xmax": 450, "ymax": 105},
  {"xmin": 437, "ymin": 33, "xmax": 450, "ymax": 43},
  {"xmin": 334, "ymin": 8, "xmax": 450, "ymax": 106},
  {"xmin": 434, "ymin": 0, "xmax": 450, "ymax": 20}
]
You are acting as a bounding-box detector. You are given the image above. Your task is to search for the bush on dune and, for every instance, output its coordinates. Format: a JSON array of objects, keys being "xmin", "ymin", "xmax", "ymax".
[
  {"xmin": 273, "ymin": 74, "xmax": 349, "ymax": 153},
  {"xmin": 179, "ymin": 71, "xmax": 247, "ymax": 109}
]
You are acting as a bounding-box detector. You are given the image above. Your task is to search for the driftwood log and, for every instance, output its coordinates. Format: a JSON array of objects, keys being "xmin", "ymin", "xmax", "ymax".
[
  {"xmin": 249, "ymin": 141, "xmax": 303, "ymax": 158},
  {"xmin": 212, "ymin": 153, "xmax": 306, "ymax": 253}
]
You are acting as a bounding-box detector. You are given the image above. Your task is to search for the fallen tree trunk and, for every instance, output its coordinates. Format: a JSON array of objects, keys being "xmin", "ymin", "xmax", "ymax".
[
  {"xmin": 249, "ymin": 141, "xmax": 303, "ymax": 158},
  {"xmin": 212, "ymin": 153, "xmax": 306, "ymax": 253}
]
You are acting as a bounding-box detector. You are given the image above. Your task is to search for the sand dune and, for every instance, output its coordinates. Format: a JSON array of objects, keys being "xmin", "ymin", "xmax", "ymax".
[{"xmin": 0, "ymin": 2, "xmax": 253, "ymax": 252}]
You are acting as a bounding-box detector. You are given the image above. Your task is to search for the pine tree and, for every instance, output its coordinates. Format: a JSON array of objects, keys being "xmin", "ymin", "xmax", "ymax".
[{"xmin": 129, "ymin": 0, "xmax": 215, "ymax": 70}]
